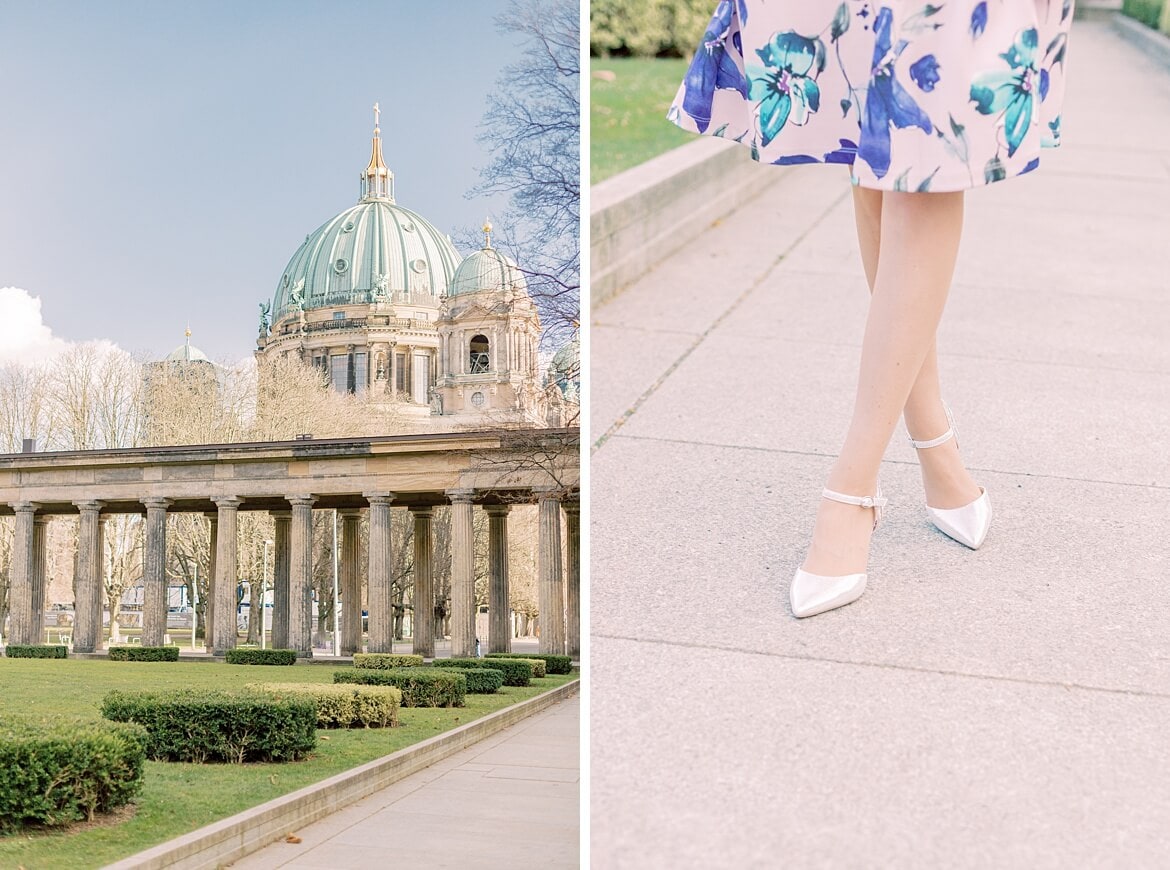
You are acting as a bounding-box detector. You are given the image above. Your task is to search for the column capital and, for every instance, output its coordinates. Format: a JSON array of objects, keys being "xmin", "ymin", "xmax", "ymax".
[
  {"xmin": 445, "ymin": 489, "xmax": 476, "ymax": 504},
  {"xmin": 531, "ymin": 486, "xmax": 563, "ymax": 501},
  {"xmin": 339, "ymin": 508, "xmax": 363, "ymax": 520},
  {"xmin": 363, "ymin": 492, "xmax": 395, "ymax": 507},
  {"xmin": 141, "ymin": 497, "xmax": 173, "ymax": 511},
  {"xmin": 561, "ymin": 498, "xmax": 580, "ymax": 518},
  {"xmin": 269, "ymin": 509, "xmax": 291, "ymax": 520},
  {"xmin": 287, "ymin": 495, "xmax": 317, "ymax": 509},
  {"xmin": 11, "ymin": 501, "xmax": 39, "ymax": 514},
  {"xmin": 204, "ymin": 511, "xmax": 219, "ymax": 523},
  {"xmin": 33, "ymin": 514, "xmax": 50, "ymax": 526},
  {"xmin": 484, "ymin": 504, "xmax": 512, "ymax": 517},
  {"xmin": 212, "ymin": 496, "xmax": 244, "ymax": 510},
  {"xmin": 408, "ymin": 505, "xmax": 435, "ymax": 519},
  {"xmin": 73, "ymin": 499, "xmax": 106, "ymax": 512}
]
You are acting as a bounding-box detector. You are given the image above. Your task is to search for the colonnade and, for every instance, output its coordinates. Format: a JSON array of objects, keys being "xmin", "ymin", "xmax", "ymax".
[{"xmin": 3, "ymin": 489, "xmax": 581, "ymax": 659}]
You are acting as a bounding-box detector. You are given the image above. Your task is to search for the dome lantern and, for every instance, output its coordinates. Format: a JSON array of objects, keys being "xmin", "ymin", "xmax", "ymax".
[{"xmin": 360, "ymin": 102, "xmax": 395, "ymax": 202}]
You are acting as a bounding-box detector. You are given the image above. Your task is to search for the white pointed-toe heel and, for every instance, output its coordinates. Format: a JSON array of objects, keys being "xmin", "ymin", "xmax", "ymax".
[
  {"xmin": 790, "ymin": 487, "xmax": 887, "ymax": 619},
  {"xmin": 909, "ymin": 405, "xmax": 992, "ymax": 550}
]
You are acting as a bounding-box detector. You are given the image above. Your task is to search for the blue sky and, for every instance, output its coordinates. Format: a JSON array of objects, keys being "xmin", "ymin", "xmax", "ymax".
[{"xmin": 0, "ymin": 0, "xmax": 529, "ymax": 362}]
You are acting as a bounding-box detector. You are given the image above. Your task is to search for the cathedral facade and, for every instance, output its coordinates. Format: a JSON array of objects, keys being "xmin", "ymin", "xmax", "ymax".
[{"xmin": 255, "ymin": 110, "xmax": 560, "ymax": 430}]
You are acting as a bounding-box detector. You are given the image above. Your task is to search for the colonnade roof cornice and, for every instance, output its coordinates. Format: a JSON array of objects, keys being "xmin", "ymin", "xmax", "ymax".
[{"xmin": 0, "ymin": 427, "xmax": 578, "ymax": 517}]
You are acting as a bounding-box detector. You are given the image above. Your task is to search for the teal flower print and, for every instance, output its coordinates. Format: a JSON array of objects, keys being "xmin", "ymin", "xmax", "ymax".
[
  {"xmin": 746, "ymin": 31, "xmax": 826, "ymax": 147},
  {"xmin": 970, "ymin": 28, "xmax": 1040, "ymax": 157}
]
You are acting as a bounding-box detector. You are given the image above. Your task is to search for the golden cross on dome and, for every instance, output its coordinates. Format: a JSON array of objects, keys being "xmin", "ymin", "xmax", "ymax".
[
  {"xmin": 373, "ymin": 102, "xmax": 380, "ymax": 130},
  {"xmin": 483, "ymin": 218, "xmax": 493, "ymax": 248}
]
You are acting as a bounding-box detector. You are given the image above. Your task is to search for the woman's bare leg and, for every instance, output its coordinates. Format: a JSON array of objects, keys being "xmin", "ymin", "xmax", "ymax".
[
  {"xmin": 851, "ymin": 186, "xmax": 983, "ymax": 512},
  {"xmin": 801, "ymin": 189, "xmax": 968, "ymax": 578}
]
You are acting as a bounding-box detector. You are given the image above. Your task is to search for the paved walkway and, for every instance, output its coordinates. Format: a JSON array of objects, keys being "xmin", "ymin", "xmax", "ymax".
[
  {"xmin": 592, "ymin": 14, "xmax": 1170, "ymax": 868},
  {"xmin": 232, "ymin": 695, "xmax": 579, "ymax": 869}
]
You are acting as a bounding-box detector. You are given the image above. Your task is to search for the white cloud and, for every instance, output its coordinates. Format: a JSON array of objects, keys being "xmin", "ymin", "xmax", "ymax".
[{"xmin": 0, "ymin": 287, "xmax": 71, "ymax": 363}]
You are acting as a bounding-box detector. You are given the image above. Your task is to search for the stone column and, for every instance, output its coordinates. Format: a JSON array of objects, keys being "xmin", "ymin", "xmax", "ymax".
[
  {"xmin": 365, "ymin": 494, "xmax": 394, "ymax": 653},
  {"xmin": 140, "ymin": 497, "xmax": 172, "ymax": 648},
  {"xmin": 340, "ymin": 509, "xmax": 362, "ymax": 656},
  {"xmin": 271, "ymin": 511, "xmax": 291, "ymax": 650},
  {"xmin": 537, "ymin": 491, "xmax": 566, "ymax": 655},
  {"xmin": 96, "ymin": 515, "xmax": 108, "ymax": 649},
  {"xmin": 563, "ymin": 496, "xmax": 581, "ymax": 660},
  {"xmin": 7, "ymin": 503, "xmax": 37, "ymax": 645},
  {"xmin": 410, "ymin": 506, "xmax": 435, "ymax": 657},
  {"xmin": 288, "ymin": 495, "xmax": 316, "ymax": 657},
  {"xmin": 72, "ymin": 501, "xmax": 104, "ymax": 653},
  {"xmin": 485, "ymin": 504, "xmax": 511, "ymax": 654},
  {"xmin": 447, "ymin": 490, "xmax": 476, "ymax": 658},
  {"xmin": 212, "ymin": 497, "xmax": 242, "ymax": 655},
  {"xmin": 389, "ymin": 343, "xmax": 398, "ymax": 397},
  {"xmin": 205, "ymin": 512, "xmax": 218, "ymax": 652},
  {"xmin": 30, "ymin": 516, "xmax": 48, "ymax": 646}
]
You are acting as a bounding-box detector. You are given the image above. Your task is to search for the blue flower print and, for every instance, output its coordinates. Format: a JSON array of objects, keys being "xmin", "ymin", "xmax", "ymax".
[
  {"xmin": 859, "ymin": 7, "xmax": 933, "ymax": 180},
  {"xmin": 681, "ymin": 1, "xmax": 749, "ymax": 131},
  {"xmin": 910, "ymin": 55, "xmax": 941, "ymax": 92},
  {"xmin": 746, "ymin": 31, "xmax": 826, "ymax": 147},
  {"xmin": 970, "ymin": 3, "xmax": 988, "ymax": 39},
  {"xmin": 970, "ymin": 28, "xmax": 1040, "ymax": 157}
]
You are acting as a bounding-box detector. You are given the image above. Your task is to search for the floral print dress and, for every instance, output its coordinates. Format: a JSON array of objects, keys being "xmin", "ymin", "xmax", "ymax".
[{"xmin": 668, "ymin": 1, "xmax": 1074, "ymax": 191}]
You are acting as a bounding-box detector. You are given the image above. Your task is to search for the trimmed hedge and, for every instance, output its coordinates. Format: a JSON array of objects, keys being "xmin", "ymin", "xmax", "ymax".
[
  {"xmin": 5, "ymin": 644, "xmax": 68, "ymax": 659},
  {"xmin": 0, "ymin": 717, "xmax": 146, "ymax": 834},
  {"xmin": 101, "ymin": 690, "xmax": 316, "ymax": 763},
  {"xmin": 458, "ymin": 668, "xmax": 505, "ymax": 694},
  {"xmin": 226, "ymin": 648, "xmax": 297, "ymax": 666},
  {"xmin": 353, "ymin": 653, "xmax": 425, "ymax": 669},
  {"xmin": 487, "ymin": 652, "xmax": 572, "ymax": 675},
  {"xmin": 247, "ymin": 683, "xmax": 401, "ymax": 728},
  {"xmin": 108, "ymin": 646, "xmax": 180, "ymax": 662},
  {"xmin": 333, "ymin": 668, "xmax": 466, "ymax": 708},
  {"xmin": 433, "ymin": 657, "xmax": 534, "ymax": 687}
]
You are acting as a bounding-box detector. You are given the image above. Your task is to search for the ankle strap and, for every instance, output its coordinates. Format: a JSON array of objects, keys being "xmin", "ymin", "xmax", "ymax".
[
  {"xmin": 909, "ymin": 402, "xmax": 958, "ymax": 450},
  {"xmin": 909, "ymin": 427, "xmax": 954, "ymax": 449},
  {"xmin": 821, "ymin": 488, "xmax": 888, "ymax": 509}
]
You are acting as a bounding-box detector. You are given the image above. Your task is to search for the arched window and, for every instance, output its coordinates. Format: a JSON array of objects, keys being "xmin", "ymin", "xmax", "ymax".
[{"xmin": 469, "ymin": 334, "xmax": 490, "ymax": 373}]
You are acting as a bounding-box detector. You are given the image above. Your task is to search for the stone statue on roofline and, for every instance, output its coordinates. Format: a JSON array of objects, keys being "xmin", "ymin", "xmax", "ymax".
[{"xmin": 258, "ymin": 301, "xmax": 271, "ymax": 335}]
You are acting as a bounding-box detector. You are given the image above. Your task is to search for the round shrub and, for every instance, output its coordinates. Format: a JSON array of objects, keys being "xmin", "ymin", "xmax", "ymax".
[
  {"xmin": 101, "ymin": 690, "xmax": 316, "ymax": 763},
  {"xmin": 0, "ymin": 717, "xmax": 146, "ymax": 833},
  {"xmin": 333, "ymin": 668, "xmax": 466, "ymax": 708},
  {"xmin": 353, "ymin": 653, "xmax": 424, "ymax": 669}
]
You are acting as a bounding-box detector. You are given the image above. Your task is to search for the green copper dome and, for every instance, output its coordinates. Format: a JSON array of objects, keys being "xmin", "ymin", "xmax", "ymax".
[
  {"xmin": 272, "ymin": 201, "xmax": 462, "ymax": 319},
  {"xmin": 271, "ymin": 121, "xmax": 462, "ymax": 320},
  {"xmin": 449, "ymin": 244, "xmax": 527, "ymax": 297}
]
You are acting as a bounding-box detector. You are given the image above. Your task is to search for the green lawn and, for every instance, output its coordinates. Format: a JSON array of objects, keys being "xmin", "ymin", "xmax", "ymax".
[
  {"xmin": 0, "ymin": 658, "xmax": 576, "ymax": 869},
  {"xmin": 591, "ymin": 57, "xmax": 694, "ymax": 184}
]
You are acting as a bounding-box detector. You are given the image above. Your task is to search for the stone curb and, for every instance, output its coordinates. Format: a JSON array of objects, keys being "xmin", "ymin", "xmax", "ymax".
[
  {"xmin": 102, "ymin": 679, "xmax": 581, "ymax": 870},
  {"xmin": 591, "ymin": 137, "xmax": 787, "ymax": 312},
  {"xmin": 1111, "ymin": 11, "xmax": 1170, "ymax": 68}
]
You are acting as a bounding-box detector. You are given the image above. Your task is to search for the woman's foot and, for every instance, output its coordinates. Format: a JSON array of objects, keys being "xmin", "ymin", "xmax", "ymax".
[
  {"xmin": 799, "ymin": 494, "xmax": 878, "ymax": 578},
  {"xmin": 913, "ymin": 435, "xmax": 982, "ymax": 510}
]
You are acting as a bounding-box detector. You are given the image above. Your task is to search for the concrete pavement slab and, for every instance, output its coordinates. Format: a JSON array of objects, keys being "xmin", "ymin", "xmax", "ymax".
[
  {"xmin": 593, "ymin": 434, "xmax": 1170, "ymax": 695},
  {"xmin": 231, "ymin": 696, "xmax": 578, "ymax": 869},
  {"xmin": 591, "ymin": 637, "xmax": 1170, "ymax": 869}
]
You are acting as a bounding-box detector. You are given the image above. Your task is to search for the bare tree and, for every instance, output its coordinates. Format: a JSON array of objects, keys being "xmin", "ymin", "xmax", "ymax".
[{"xmin": 468, "ymin": 0, "xmax": 580, "ymax": 344}]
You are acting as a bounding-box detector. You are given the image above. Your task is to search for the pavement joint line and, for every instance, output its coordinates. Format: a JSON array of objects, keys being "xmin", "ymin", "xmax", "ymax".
[
  {"xmin": 604, "ymin": 432, "xmax": 1170, "ymax": 492},
  {"xmin": 595, "ymin": 633, "xmax": 1170, "ymax": 701},
  {"xmin": 591, "ymin": 186, "xmax": 851, "ymax": 455},
  {"xmin": 589, "ymin": 322, "xmax": 704, "ymax": 338},
  {"xmin": 700, "ymin": 328, "xmax": 1170, "ymax": 377}
]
